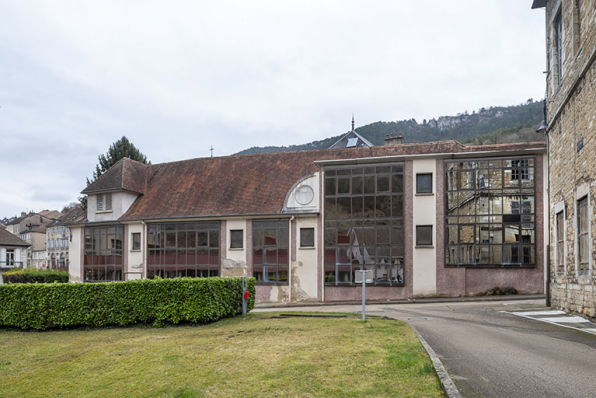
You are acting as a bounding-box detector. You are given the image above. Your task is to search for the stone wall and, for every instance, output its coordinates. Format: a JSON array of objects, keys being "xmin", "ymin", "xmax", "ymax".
[{"xmin": 544, "ymin": 0, "xmax": 596, "ymax": 320}]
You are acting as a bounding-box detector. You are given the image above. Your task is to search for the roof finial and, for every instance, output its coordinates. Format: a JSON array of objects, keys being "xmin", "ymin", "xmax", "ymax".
[
  {"xmin": 209, "ymin": 145, "xmax": 214, "ymax": 157},
  {"xmin": 351, "ymin": 114, "xmax": 355, "ymax": 131}
]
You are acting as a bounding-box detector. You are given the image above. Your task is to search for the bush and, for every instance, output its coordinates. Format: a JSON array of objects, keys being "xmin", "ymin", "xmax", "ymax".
[
  {"xmin": 3, "ymin": 269, "xmax": 69, "ymax": 284},
  {"xmin": 0, "ymin": 277, "xmax": 256, "ymax": 330}
]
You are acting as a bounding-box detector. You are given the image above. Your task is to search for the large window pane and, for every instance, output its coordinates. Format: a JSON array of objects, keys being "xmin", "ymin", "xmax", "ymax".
[
  {"xmin": 253, "ymin": 220, "xmax": 289, "ymax": 283},
  {"xmin": 146, "ymin": 222, "xmax": 220, "ymax": 279},
  {"xmin": 445, "ymin": 157, "xmax": 536, "ymax": 267},
  {"xmin": 84, "ymin": 225, "xmax": 124, "ymax": 282},
  {"xmin": 324, "ymin": 162, "xmax": 405, "ymax": 286}
]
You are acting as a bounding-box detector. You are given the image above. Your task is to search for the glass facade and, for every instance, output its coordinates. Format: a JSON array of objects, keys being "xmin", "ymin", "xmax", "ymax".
[
  {"xmin": 147, "ymin": 222, "xmax": 220, "ymax": 278},
  {"xmin": 253, "ymin": 219, "xmax": 289, "ymax": 283},
  {"xmin": 324, "ymin": 163, "xmax": 405, "ymax": 286},
  {"xmin": 445, "ymin": 158, "xmax": 536, "ymax": 267},
  {"xmin": 84, "ymin": 226, "xmax": 124, "ymax": 282}
]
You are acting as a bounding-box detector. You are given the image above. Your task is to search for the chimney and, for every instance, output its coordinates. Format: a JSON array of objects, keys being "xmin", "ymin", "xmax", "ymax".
[
  {"xmin": 384, "ymin": 133, "xmax": 404, "ymax": 146},
  {"xmin": 21, "ymin": 212, "xmax": 26, "ymax": 217}
]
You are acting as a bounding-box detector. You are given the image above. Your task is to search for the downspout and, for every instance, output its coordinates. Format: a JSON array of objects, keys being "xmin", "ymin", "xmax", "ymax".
[
  {"xmin": 288, "ymin": 215, "xmax": 295, "ymax": 303},
  {"xmin": 141, "ymin": 221, "xmax": 146, "ymax": 280}
]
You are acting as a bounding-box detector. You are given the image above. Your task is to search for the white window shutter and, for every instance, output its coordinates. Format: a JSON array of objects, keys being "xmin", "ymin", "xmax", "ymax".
[
  {"xmin": 106, "ymin": 193, "xmax": 113, "ymax": 210},
  {"xmin": 97, "ymin": 194, "xmax": 104, "ymax": 211}
]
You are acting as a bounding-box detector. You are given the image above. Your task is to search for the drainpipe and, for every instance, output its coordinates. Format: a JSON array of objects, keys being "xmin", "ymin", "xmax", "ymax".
[
  {"xmin": 288, "ymin": 215, "xmax": 295, "ymax": 303},
  {"xmin": 141, "ymin": 221, "xmax": 146, "ymax": 280}
]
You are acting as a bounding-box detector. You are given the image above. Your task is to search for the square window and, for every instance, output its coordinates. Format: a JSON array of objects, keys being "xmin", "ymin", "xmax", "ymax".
[
  {"xmin": 300, "ymin": 228, "xmax": 315, "ymax": 248},
  {"xmin": 416, "ymin": 174, "xmax": 433, "ymax": 194},
  {"xmin": 230, "ymin": 230, "xmax": 243, "ymax": 249},
  {"xmin": 132, "ymin": 232, "xmax": 141, "ymax": 251},
  {"xmin": 416, "ymin": 225, "xmax": 433, "ymax": 246}
]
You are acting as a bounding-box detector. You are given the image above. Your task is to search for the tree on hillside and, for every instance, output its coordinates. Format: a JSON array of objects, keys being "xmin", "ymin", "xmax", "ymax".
[{"xmin": 79, "ymin": 136, "xmax": 151, "ymax": 209}]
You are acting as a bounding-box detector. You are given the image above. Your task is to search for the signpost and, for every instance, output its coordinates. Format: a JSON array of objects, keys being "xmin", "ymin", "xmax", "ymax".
[
  {"xmin": 355, "ymin": 269, "xmax": 373, "ymax": 322},
  {"xmin": 241, "ymin": 276, "xmax": 248, "ymax": 317}
]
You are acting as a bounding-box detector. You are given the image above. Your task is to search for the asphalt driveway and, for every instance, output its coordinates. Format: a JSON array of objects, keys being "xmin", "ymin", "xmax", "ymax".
[{"xmin": 255, "ymin": 299, "xmax": 596, "ymax": 398}]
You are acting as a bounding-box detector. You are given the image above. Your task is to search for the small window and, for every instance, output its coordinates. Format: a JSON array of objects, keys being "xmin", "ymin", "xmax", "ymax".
[
  {"xmin": 300, "ymin": 228, "xmax": 315, "ymax": 248},
  {"xmin": 230, "ymin": 230, "xmax": 243, "ymax": 249},
  {"xmin": 416, "ymin": 225, "xmax": 433, "ymax": 246},
  {"xmin": 416, "ymin": 174, "xmax": 433, "ymax": 194},
  {"xmin": 106, "ymin": 193, "xmax": 112, "ymax": 211},
  {"xmin": 554, "ymin": 10, "xmax": 563, "ymax": 85},
  {"xmin": 97, "ymin": 195, "xmax": 104, "ymax": 211},
  {"xmin": 556, "ymin": 211, "xmax": 564, "ymax": 273},
  {"xmin": 578, "ymin": 197, "xmax": 589, "ymax": 272},
  {"xmin": 132, "ymin": 233, "xmax": 141, "ymax": 251},
  {"xmin": 96, "ymin": 193, "xmax": 113, "ymax": 212}
]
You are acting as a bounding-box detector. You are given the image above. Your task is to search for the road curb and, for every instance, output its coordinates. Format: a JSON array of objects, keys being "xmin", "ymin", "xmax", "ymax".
[
  {"xmin": 410, "ymin": 325, "xmax": 462, "ymax": 398},
  {"xmin": 254, "ymin": 294, "xmax": 545, "ymax": 309}
]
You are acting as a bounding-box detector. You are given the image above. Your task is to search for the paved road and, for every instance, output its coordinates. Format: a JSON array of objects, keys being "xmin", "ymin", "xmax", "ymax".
[{"xmin": 255, "ymin": 299, "xmax": 596, "ymax": 398}]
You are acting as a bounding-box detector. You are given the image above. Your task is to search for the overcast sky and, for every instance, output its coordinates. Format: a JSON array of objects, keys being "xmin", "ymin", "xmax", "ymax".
[{"xmin": 0, "ymin": 1, "xmax": 545, "ymax": 218}]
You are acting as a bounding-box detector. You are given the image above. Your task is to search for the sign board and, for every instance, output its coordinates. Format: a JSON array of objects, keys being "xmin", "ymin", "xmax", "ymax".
[{"xmin": 355, "ymin": 269, "xmax": 373, "ymax": 284}]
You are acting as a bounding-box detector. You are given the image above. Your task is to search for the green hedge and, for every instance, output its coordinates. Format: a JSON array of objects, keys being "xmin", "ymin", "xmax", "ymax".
[
  {"xmin": 2, "ymin": 269, "xmax": 69, "ymax": 284},
  {"xmin": 0, "ymin": 277, "xmax": 256, "ymax": 330}
]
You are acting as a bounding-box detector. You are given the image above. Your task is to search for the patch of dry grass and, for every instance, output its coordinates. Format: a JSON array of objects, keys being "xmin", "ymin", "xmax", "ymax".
[{"xmin": 0, "ymin": 313, "xmax": 443, "ymax": 397}]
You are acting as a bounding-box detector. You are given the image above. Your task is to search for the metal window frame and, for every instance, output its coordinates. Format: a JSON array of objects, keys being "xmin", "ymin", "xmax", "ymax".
[
  {"xmin": 324, "ymin": 162, "xmax": 405, "ymax": 287},
  {"xmin": 444, "ymin": 156, "xmax": 536, "ymax": 268}
]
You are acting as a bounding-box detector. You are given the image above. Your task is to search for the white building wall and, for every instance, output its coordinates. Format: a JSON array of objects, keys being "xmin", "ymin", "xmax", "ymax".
[
  {"xmin": 412, "ymin": 158, "xmax": 437, "ymax": 296},
  {"xmin": 293, "ymin": 216, "xmax": 319, "ymax": 301},
  {"xmin": 87, "ymin": 191, "xmax": 139, "ymax": 222},
  {"xmin": 221, "ymin": 219, "xmax": 248, "ymax": 277},
  {"xmin": 69, "ymin": 227, "xmax": 83, "ymax": 282},
  {"xmin": 126, "ymin": 223, "xmax": 144, "ymax": 280}
]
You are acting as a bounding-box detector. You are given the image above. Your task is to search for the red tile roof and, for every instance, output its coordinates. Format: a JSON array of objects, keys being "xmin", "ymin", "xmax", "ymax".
[
  {"xmin": 82, "ymin": 158, "xmax": 149, "ymax": 194},
  {"xmin": 112, "ymin": 141, "xmax": 545, "ymax": 221},
  {"xmin": 0, "ymin": 228, "xmax": 30, "ymax": 247}
]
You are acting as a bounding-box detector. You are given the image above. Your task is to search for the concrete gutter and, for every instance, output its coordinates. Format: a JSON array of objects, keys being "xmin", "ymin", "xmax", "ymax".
[
  {"xmin": 254, "ymin": 294, "xmax": 545, "ymax": 309},
  {"xmin": 410, "ymin": 325, "xmax": 462, "ymax": 398}
]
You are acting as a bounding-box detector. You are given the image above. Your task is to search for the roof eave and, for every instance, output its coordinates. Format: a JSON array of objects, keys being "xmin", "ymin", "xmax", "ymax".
[
  {"xmin": 80, "ymin": 187, "xmax": 143, "ymax": 195},
  {"xmin": 531, "ymin": 0, "xmax": 546, "ymax": 9}
]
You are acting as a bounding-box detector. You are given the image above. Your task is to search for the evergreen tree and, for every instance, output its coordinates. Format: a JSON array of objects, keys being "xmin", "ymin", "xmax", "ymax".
[{"xmin": 79, "ymin": 136, "xmax": 150, "ymax": 209}]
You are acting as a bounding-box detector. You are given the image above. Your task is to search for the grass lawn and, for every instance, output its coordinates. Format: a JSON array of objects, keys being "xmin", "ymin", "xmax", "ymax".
[{"xmin": 0, "ymin": 313, "xmax": 444, "ymax": 397}]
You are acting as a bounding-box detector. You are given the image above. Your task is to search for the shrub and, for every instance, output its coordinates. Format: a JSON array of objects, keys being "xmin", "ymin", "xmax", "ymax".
[
  {"xmin": 3, "ymin": 269, "xmax": 69, "ymax": 284},
  {"xmin": 0, "ymin": 277, "xmax": 256, "ymax": 330}
]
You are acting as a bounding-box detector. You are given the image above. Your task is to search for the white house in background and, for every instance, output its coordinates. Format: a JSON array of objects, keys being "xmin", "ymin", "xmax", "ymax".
[{"xmin": 0, "ymin": 227, "xmax": 30, "ymax": 283}]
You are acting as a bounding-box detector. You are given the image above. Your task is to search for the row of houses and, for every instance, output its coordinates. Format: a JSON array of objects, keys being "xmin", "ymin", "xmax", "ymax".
[{"xmin": 0, "ymin": 206, "xmax": 84, "ymax": 275}]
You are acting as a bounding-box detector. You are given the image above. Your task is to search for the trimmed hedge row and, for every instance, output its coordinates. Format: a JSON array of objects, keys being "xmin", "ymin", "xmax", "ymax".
[
  {"xmin": 0, "ymin": 277, "xmax": 255, "ymax": 330},
  {"xmin": 2, "ymin": 269, "xmax": 69, "ymax": 284}
]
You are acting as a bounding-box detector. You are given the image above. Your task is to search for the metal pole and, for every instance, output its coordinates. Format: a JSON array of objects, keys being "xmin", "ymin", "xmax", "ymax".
[
  {"xmin": 242, "ymin": 276, "xmax": 247, "ymax": 317},
  {"xmin": 361, "ymin": 271, "xmax": 366, "ymax": 322}
]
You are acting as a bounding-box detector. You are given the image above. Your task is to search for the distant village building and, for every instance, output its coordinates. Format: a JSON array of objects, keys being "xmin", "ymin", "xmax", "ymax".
[
  {"xmin": 533, "ymin": 0, "xmax": 596, "ymax": 320},
  {"xmin": 46, "ymin": 205, "xmax": 85, "ymax": 272},
  {"xmin": 0, "ymin": 227, "xmax": 29, "ymax": 283},
  {"xmin": 68, "ymin": 139, "xmax": 547, "ymax": 303},
  {"xmin": 16, "ymin": 211, "xmax": 61, "ymax": 268}
]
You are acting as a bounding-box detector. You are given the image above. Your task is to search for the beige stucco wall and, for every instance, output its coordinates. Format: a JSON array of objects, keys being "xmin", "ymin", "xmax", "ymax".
[
  {"xmin": 412, "ymin": 158, "xmax": 437, "ymax": 296},
  {"xmin": 221, "ymin": 219, "xmax": 248, "ymax": 277},
  {"xmin": 292, "ymin": 216, "xmax": 319, "ymax": 301},
  {"xmin": 126, "ymin": 223, "xmax": 144, "ymax": 280},
  {"xmin": 87, "ymin": 191, "xmax": 139, "ymax": 223},
  {"xmin": 68, "ymin": 227, "xmax": 83, "ymax": 282}
]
